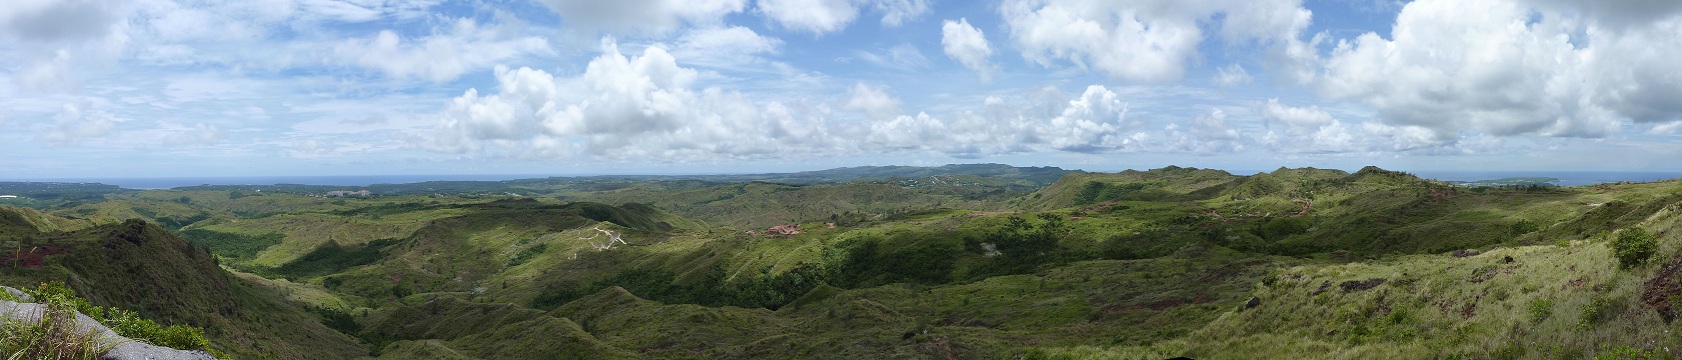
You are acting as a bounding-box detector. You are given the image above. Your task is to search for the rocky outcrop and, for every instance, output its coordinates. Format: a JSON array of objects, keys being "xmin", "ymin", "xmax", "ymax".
[{"xmin": 0, "ymin": 286, "xmax": 218, "ymax": 360}]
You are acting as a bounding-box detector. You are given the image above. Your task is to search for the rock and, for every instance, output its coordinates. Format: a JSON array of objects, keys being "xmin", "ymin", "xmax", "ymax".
[
  {"xmin": 1503, "ymin": 255, "xmax": 1515, "ymax": 263},
  {"xmin": 2, "ymin": 286, "xmax": 29, "ymax": 302},
  {"xmin": 1244, "ymin": 297, "xmax": 1260, "ymax": 309},
  {"xmin": 104, "ymin": 343, "xmax": 219, "ymax": 360},
  {"xmin": 1, "ymin": 286, "xmax": 219, "ymax": 360},
  {"xmin": 1339, "ymin": 278, "xmax": 1387, "ymax": 292}
]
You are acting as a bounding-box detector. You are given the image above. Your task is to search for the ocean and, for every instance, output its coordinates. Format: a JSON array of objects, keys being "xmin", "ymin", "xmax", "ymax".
[
  {"xmin": 1409, "ymin": 171, "xmax": 1682, "ymax": 187},
  {"xmin": 7, "ymin": 170, "xmax": 1680, "ymax": 190},
  {"xmin": 11, "ymin": 174, "xmax": 556, "ymax": 190}
]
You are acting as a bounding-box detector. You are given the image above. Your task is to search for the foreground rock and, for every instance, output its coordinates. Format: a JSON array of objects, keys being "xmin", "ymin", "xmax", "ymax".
[{"xmin": 0, "ymin": 286, "xmax": 217, "ymax": 360}]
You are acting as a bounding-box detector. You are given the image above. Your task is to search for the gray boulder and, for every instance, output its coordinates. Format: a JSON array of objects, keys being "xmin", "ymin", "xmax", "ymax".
[{"xmin": 1, "ymin": 286, "xmax": 218, "ymax": 360}]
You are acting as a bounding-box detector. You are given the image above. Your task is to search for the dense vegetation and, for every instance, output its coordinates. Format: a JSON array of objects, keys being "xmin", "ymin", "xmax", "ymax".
[{"xmin": 1, "ymin": 164, "xmax": 1679, "ymax": 359}]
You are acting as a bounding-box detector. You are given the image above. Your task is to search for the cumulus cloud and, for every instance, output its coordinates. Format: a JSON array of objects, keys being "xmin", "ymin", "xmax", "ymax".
[
  {"xmin": 941, "ymin": 18, "xmax": 995, "ymax": 80},
  {"xmin": 1162, "ymin": 109, "xmax": 1243, "ymax": 154},
  {"xmin": 866, "ymin": 112, "xmax": 947, "ymax": 150},
  {"xmin": 538, "ymin": 0, "xmax": 746, "ymax": 35},
  {"xmin": 1256, "ymin": 99, "xmax": 1358, "ymax": 153},
  {"xmin": 1259, "ymin": 99, "xmax": 1332, "ymax": 129},
  {"xmin": 1043, "ymin": 86, "xmax": 1133, "ymax": 152},
  {"xmin": 1319, "ymin": 0, "xmax": 1682, "ymax": 142},
  {"xmin": 423, "ymin": 39, "xmax": 835, "ymax": 161},
  {"xmin": 333, "ymin": 18, "xmax": 551, "ymax": 82},
  {"xmin": 998, "ymin": 0, "xmax": 1312, "ymax": 83},
  {"xmin": 757, "ymin": 0, "xmax": 861, "ymax": 34},
  {"xmin": 41, "ymin": 103, "xmax": 115, "ymax": 145},
  {"xmin": 845, "ymin": 83, "xmax": 902, "ymax": 120}
]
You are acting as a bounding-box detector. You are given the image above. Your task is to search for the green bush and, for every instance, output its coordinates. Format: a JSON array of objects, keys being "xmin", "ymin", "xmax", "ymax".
[
  {"xmin": 1612, "ymin": 228, "xmax": 1657, "ymax": 269},
  {"xmin": 154, "ymin": 325, "xmax": 210, "ymax": 350},
  {"xmin": 1578, "ymin": 294, "xmax": 1611, "ymax": 330},
  {"xmin": 21, "ymin": 282, "xmax": 211, "ymax": 352},
  {"xmin": 1527, "ymin": 299, "xmax": 1553, "ymax": 322},
  {"xmin": 1509, "ymin": 220, "xmax": 1540, "ymax": 236}
]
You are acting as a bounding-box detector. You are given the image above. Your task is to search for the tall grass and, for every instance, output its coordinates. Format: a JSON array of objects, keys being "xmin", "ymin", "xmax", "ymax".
[{"xmin": 1, "ymin": 301, "xmax": 118, "ymax": 360}]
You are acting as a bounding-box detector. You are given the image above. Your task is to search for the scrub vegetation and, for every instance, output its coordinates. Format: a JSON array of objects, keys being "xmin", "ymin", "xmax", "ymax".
[{"xmin": 1, "ymin": 164, "xmax": 1679, "ymax": 359}]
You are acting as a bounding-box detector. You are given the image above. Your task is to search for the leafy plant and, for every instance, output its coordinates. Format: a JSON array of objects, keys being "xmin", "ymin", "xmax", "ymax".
[
  {"xmin": 1612, "ymin": 228, "xmax": 1657, "ymax": 269},
  {"xmin": 21, "ymin": 282, "xmax": 211, "ymax": 352},
  {"xmin": 1509, "ymin": 219, "xmax": 1540, "ymax": 236},
  {"xmin": 1527, "ymin": 299, "xmax": 1553, "ymax": 322},
  {"xmin": 1578, "ymin": 294, "xmax": 1611, "ymax": 330}
]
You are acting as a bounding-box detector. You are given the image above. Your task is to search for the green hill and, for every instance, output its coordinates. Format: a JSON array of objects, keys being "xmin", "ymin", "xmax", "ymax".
[
  {"xmin": 4, "ymin": 166, "xmax": 1679, "ymax": 359},
  {"xmin": 0, "ymin": 208, "xmax": 365, "ymax": 359}
]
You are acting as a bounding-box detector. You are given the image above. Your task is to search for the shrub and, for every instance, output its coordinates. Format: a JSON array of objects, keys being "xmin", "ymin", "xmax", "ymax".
[
  {"xmin": 1612, "ymin": 228, "xmax": 1657, "ymax": 269},
  {"xmin": 1578, "ymin": 294, "xmax": 1611, "ymax": 330},
  {"xmin": 21, "ymin": 282, "xmax": 211, "ymax": 352},
  {"xmin": 1509, "ymin": 220, "xmax": 1540, "ymax": 236},
  {"xmin": 1, "ymin": 300, "xmax": 114, "ymax": 360},
  {"xmin": 1527, "ymin": 299, "xmax": 1553, "ymax": 322}
]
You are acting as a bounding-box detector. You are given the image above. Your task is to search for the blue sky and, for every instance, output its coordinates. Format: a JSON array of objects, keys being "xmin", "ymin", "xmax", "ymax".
[{"xmin": 1, "ymin": 0, "xmax": 1679, "ymax": 178}]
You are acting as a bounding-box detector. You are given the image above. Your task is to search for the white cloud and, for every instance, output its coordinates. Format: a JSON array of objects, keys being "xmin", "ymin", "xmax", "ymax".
[
  {"xmin": 941, "ymin": 18, "xmax": 996, "ymax": 80},
  {"xmin": 423, "ymin": 39, "xmax": 836, "ymax": 161},
  {"xmin": 872, "ymin": 0, "xmax": 931, "ymax": 27},
  {"xmin": 1259, "ymin": 98, "xmax": 1332, "ymax": 129},
  {"xmin": 14, "ymin": 49, "xmax": 77, "ymax": 92},
  {"xmin": 998, "ymin": 0, "xmax": 1312, "ymax": 83},
  {"xmin": 1319, "ymin": 0, "xmax": 1682, "ymax": 142},
  {"xmin": 866, "ymin": 112, "xmax": 946, "ymax": 150},
  {"xmin": 41, "ymin": 103, "xmax": 115, "ymax": 145},
  {"xmin": 757, "ymin": 0, "xmax": 861, "ymax": 34},
  {"xmin": 537, "ymin": 0, "xmax": 747, "ymax": 35},
  {"xmin": 1214, "ymin": 64, "xmax": 1252, "ymax": 87},
  {"xmin": 845, "ymin": 83, "xmax": 902, "ymax": 120},
  {"xmin": 1650, "ymin": 121, "xmax": 1682, "ymax": 135},
  {"xmin": 1257, "ymin": 99, "xmax": 1358, "ymax": 153},
  {"xmin": 856, "ymin": 43, "xmax": 930, "ymax": 71},
  {"xmin": 333, "ymin": 18, "xmax": 551, "ymax": 82},
  {"xmin": 670, "ymin": 26, "xmax": 783, "ymax": 69},
  {"xmin": 1360, "ymin": 122, "xmax": 1450, "ymax": 152},
  {"xmin": 675, "ymin": 26, "xmax": 781, "ymax": 56},
  {"xmin": 1044, "ymin": 85, "xmax": 1133, "ymax": 152},
  {"xmin": 153, "ymin": 122, "xmax": 226, "ymax": 146},
  {"xmin": 1163, "ymin": 109, "xmax": 1243, "ymax": 154}
]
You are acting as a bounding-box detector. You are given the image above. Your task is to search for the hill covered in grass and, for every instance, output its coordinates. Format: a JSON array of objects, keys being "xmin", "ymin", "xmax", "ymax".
[
  {"xmin": 2, "ymin": 165, "xmax": 1679, "ymax": 359},
  {"xmin": 0, "ymin": 207, "xmax": 365, "ymax": 359}
]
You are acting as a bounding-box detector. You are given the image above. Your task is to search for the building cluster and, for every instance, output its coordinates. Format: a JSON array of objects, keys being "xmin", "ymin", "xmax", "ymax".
[{"xmin": 325, "ymin": 190, "xmax": 372, "ymax": 197}]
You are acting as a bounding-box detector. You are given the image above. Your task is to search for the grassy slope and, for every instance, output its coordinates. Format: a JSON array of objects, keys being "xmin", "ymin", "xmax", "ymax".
[
  {"xmin": 1031, "ymin": 194, "xmax": 1682, "ymax": 359},
  {"xmin": 0, "ymin": 212, "xmax": 366, "ymax": 359},
  {"xmin": 13, "ymin": 168, "xmax": 1677, "ymax": 359}
]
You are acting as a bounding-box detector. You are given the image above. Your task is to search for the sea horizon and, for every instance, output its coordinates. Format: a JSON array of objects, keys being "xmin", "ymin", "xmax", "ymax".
[{"xmin": 4, "ymin": 168, "xmax": 1680, "ymax": 190}]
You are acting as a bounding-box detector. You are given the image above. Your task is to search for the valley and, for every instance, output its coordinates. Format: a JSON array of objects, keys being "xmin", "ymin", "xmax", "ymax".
[{"xmin": 3, "ymin": 164, "xmax": 1680, "ymax": 359}]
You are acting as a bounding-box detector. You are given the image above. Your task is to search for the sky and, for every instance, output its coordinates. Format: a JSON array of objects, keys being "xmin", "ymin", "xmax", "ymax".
[{"xmin": 1, "ymin": 0, "xmax": 1680, "ymax": 179}]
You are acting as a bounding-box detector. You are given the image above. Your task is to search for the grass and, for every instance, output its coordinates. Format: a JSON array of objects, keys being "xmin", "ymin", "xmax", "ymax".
[
  {"xmin": 6, "ymin": 168, "xmax": 1679, "ymax": 359},
  {"xmin": 1, "ymin": 301, "xmax": 117, "ymax": 360}
]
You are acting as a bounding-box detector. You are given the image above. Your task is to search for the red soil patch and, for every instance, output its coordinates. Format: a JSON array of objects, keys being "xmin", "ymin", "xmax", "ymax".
[
  {"xmin": 3, "ymin": 245, "xmax": 69, "ymax": 269},
  {"xmin": 1642, "ymin": 255, "xmax": 1682, "ymax": 322}
]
